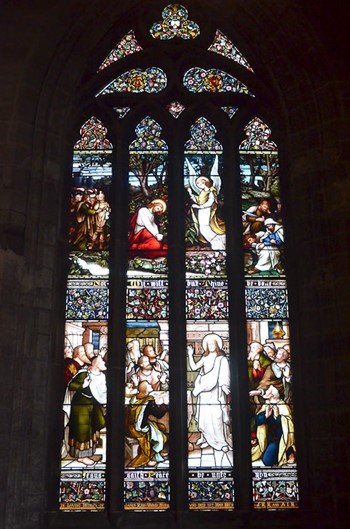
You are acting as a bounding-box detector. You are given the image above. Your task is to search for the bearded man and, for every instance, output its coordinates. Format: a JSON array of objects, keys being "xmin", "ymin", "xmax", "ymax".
[
  {"xmin": 125, "ymin": 381, "xmax": 168, "ymax": 468},
  {"xmin": 128, "ymin": 199, "xmax": 168, "ymax": 258},
  {"xmin": 65, "ymin": 355, "xmax": 107, "ymax": 466}
]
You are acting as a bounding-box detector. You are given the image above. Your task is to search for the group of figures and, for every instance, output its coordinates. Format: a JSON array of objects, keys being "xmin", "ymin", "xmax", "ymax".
[
  {"xmin": 63, "ymin": 342, "xmax": 108, "ymax": 466},
  {"xmin": 127, "ymin": 155, "xmax": 227, "ymax": 263},
  {"xmin": 247, "ymin": 340, "xmax": 296, "ymax": 467},
  {"xmin": 239, "ymin": 119, "xmax": 298, "ymax": 507},
  {"xmin": 69, "ymin": 188, "xmax": 111, "ymax": 251},
  {"xmin": 240, "ymin": 117, "xmax": 285, "ymax": 277},
  {"xmin": 242, "ymin": 197, "xmax": 284, "ymax": 275},
  {"xmin": 123, "ymin": 332, "xmax": 233, "ymax": 468},
  {"xmin": 124, "ymin": 339, "xmax": 169, "ymax": 468},
  {"xmin": 60, "ymin": 121, "xmax": 113, "ymax": 510},
  {"xmin": 62, "ymin": 114, "xmax": 297, "ymax": 509},
  {"xmin": 127, "ymin": 175, "xmax": 287, "ymax": 272},
  {"xmin": 124, "ymin": 118, "xmax": 171, "ymax": 509}
]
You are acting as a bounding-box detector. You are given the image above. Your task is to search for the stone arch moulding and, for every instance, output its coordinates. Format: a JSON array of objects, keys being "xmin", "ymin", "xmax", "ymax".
[{"xmin": 4, "ymin": 1, "xmax": 346, "ymax": 528}]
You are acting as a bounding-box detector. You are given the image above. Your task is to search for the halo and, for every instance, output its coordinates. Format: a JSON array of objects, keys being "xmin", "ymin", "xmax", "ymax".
[
  {"xmin": 202, "ymin": 333, "xmax": 223, "ymax": 351},
  {"xmin": 150, "ymin": 198, "xmax": 167, "ymax": 212}
]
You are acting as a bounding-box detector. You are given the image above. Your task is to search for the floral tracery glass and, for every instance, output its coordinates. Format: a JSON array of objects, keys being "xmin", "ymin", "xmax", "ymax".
[
  {"xmin": 74, "ymin": 117, "xmax": 112, "ymax": 151},
  {"xmin": 184, "ymin": 68, "xmax": 253, "ymax": 96},
  {"xmin": 240, "ymin": 117, "xmax": 299, "ymax": 510},
  {"xmin": 185, "ymin": 117, "xmax": 223, "ymax": 152},
  {"xmin": 208, "ymin": 30, "xmax": 254, "ymax": 72},
  {"xmin": 166, "ymin": 101, "xmax": 186, "ymax": 118},
  {"xmin": 221, "ymin": 106, "xmax": 239, "ymax": 119},
  {"xmin": 113, "ymin": 107, "xmax": 131, "ymax": 119},
  {"xmin": 131, "ymin": 117, "xmax": 168, "ymax": 152},
  {"xmin": 150, "ymin": 3, "xmax": 200, "ymax": 40},
  {"xmin": 240, "ymin": 117, "xmax": 277, "ymax": 152},
  {"xmin": 96, "ymin": 68, "xmax": 167, "ymax": 96},
  {"xmin": 98, "ymin": 30, "xmax": 142, "ymax": 72},
  {"xmin": 60, "ymin": 117, "xmax": 112, "ymax": 511}
]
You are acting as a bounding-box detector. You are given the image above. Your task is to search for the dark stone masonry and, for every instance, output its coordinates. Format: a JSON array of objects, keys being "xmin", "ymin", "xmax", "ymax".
[{"xmin": 0, "ymin": 1, "xmax": 349, "ymax": 528}]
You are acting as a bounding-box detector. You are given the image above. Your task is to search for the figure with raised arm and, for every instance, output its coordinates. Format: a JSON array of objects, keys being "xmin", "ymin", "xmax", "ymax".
[
  {"xmin": 186, "ymin": 156, "xmax": 226, "ymax": 250},
  {"xmin": 187, "ymin": 333, "xmax": 233, "ymax": 466}
]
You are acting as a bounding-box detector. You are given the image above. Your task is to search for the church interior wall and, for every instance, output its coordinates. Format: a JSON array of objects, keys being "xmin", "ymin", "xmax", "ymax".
[{"xmin": 0, "ymin": 1, "xmax": 349, "ymax": 528}]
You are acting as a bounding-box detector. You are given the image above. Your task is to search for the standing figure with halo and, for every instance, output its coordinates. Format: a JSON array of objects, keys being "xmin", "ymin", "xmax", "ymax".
[{"xmin": 187, "ymin": 333, "xmax": 233, "ymax": 466}]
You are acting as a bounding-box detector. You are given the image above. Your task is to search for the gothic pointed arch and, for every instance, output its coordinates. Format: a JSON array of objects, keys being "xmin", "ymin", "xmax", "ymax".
[{"xmin": 59, "ymin": 0, "xmax": 299, "ymax": 516}]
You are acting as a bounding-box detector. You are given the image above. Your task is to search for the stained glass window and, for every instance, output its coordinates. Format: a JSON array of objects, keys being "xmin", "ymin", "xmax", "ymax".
[
  {"xmin": 240, "ymin": 117, "xmax": 277, "ymax": 152},
  {"xmin": 60, "ymin": 12, "xmax": 301, "ymax": 518},
  {"xmin": 60, "ymin": 117, "xmax": 112, "ymax": 511},
  {"xmin": 184, "ymin": 118, "xmax": 234, "ymax": 510},
  {"xmin": 240, "ymin": 117, "xmax": 299, "ymax": 510},
  {"xmin": 96, "ymin": 67, "xmax": 167, "ymax": 96},
  {"xmin": 166, "ymin": 101, "xmax": 185, "ymax": 118},
  {"xmin": 150, "ymin": 3, "xmax": 200, "ymax": 40},
  {"xmin": 113, "ymin": 107, "xmax": 130, "ymax": 119},
  {"xmin": 124, "ymin": 117, "xmax": 170, "ymax": 511},
  {"xmin": 184, "ymin": 68, "xmax": 253, "ymax": 95},
  {"xmin": 98, "ymin": 30, "xmax": 142, "ymax": 72},
  {"xmin": 209, "ymin": 30, "xmax": 254, "ymax": 72},
  {"xmin": 221, "ymin": 106, "xmax": 238, "ymax": 119},
  {"xmin": 185, "ymin": 117, "xmax": 223, "ymax": 152}
]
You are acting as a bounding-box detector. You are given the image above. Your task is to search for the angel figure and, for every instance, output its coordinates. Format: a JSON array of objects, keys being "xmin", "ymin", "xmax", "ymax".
[{"xmin": 186, "ymin": 156, "xmax": 226, "ymax": 250}]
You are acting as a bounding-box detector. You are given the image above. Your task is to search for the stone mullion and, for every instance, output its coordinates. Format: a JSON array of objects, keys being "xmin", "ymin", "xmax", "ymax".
[
  {"xmin": 108, "ymin": 122, "xmax": 130, "ymax": 514},
  {"xmin": 167, "ymin": 124, "xmax": 188, "ymax": 513},
  {"xmin": 224, "ymin": 121, "xmax": 253, "ymax": 512}
]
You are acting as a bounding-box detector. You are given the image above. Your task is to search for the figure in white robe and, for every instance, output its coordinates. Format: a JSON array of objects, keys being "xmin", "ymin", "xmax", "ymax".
[
  {"xmin": 186, "ymin": 157, "xmax": 226, "ymax": 251},
  {"xmin": 247, "ymin": 218, "xmax": 284, "ymax": 274},
  {"xmin": 187, "ymin": 333, "xmax": 233, "ymax": 467}
]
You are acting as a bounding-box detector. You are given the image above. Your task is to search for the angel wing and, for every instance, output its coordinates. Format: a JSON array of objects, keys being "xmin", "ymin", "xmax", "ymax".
[
  {"xmin": 210, "ymin": 155, "xmax": 221, "ymax": 194},
  {"xmin": 185, "ymin": 156, "xmax": 222, "ymax": 194},
  {"xmin": 185, "ymin": 158, "xmax": 202, "ymax": 194}
]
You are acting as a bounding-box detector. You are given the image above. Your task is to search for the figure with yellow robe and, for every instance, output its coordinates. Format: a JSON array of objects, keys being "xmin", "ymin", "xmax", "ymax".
[{"xmin": 125, "ymin": 381, "xmax": 168, "ymax": 468}]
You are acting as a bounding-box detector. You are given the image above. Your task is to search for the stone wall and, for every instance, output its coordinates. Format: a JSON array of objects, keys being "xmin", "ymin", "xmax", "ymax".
[{"xmin": 0, "ymin": 1, "xmax": 349, "ymax": 528}]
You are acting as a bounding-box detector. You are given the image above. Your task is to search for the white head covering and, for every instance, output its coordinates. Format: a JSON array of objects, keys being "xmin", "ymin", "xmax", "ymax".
[{"xmin": 264, "ymin": 218, "xmax": 278, "ymax": 225}]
